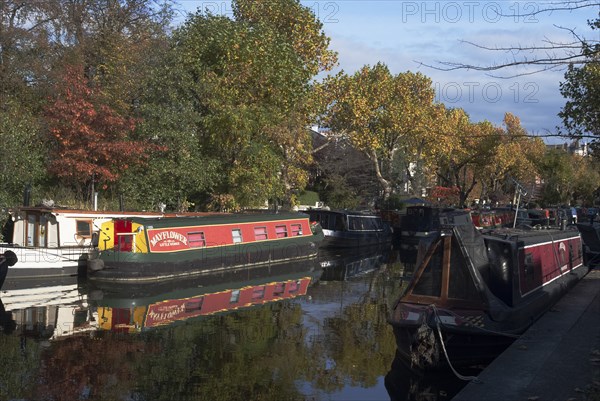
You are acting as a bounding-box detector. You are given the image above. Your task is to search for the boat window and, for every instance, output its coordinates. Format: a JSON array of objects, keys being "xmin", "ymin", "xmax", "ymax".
[
  {"xmin": 230, "ymin": 290, "xmax": 240, "ymax": 303},
  {"xmin": 232, "ymin": 229, "xmax": 243, "ymax": 244},
  {"xmin": 39, "ymin": 215, "xmax": 48, "ymax": 247},
  {"xmin": 288, "ymin": 280, "xmax": 301, "ymax": 293},
  {"xmin": 448, "ymin": 245, "xmax": 481, "ymax": 301},
  {"xmin": 252, "ymin": 286, "xmax": 266, "ymax": 300},
  {"xmin": 275, "ymin": 225, "xmax": 288, "ymax": 238},
  {"xmin": 273, "ymin": 282, "xmax": 285, "ymax": 296},
  {"xmin": 348, "ymin": 216, "xmax": 363, "ymax": 230},
  {"xmin": 412, "ymin": 245, "xmax": 443, "ymax": 297},
  {"xmin": 188, "ymin": 231, "xmax": 206, "ymax": 248},
  {"xmin": 117, "ymin": 234, "xmax": 133, "ymax": 252},
  {"xmin": 317, "ymin": 213, "xmax": 329, "ymax": 229},
  {"xmin": 254, "ymin": 226, "xmax": 268, "ymax": 240},
  {"xmin": 364, "ymin": 218, "xmax": 381, "ymax": 230},
  {"xmin": 524, "ymin": 253, "xmax": 535, "ymax": 279},
  {"xmin": 290, "ymin": 224, "xmax": 303, "ymax": 236},
  {"xmin": 76, "ymin": 220, "xmax": 92, "ymax": 237},
  {"xmin": 184, "ymin": 298, "xmax": 203, "ymax": 312}
]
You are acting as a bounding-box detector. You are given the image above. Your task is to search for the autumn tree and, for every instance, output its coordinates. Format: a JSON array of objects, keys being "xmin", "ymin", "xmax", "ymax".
[
  {"xmin": 321, "ymin": 63, "xmax": 440, "ymax": 200},
  {"xmin": 474, "ymin": 113, "xmax": 546, "ymax": 202},
  {"xmin": 434, "ymin": 109, "xmax": 499, "ymax": 206},
  {"xmin": 230, "ymin": 0, "xmax": 338, "ymax": 207},
  {"xmin": 44, "ymin": 65, "xmax": 159, "ymax": 203},
  {"xmin": 232, "ymin": 0, "xmax": 337, "ymax": 76}
]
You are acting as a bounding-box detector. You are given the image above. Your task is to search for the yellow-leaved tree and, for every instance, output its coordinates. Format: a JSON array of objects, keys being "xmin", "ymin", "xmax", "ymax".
[{"xmin": 321, "ymin": 63, "xmax": 440, "ymax": 199}]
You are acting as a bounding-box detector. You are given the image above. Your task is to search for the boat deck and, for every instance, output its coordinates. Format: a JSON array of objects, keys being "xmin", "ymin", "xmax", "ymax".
[{"xmin": 453, "ymin": 268, "xmax": 600, "ymax": 401}]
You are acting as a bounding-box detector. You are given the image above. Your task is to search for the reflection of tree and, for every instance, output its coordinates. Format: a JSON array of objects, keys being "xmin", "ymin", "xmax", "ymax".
[
  {"xmin": 0, "ymin": 335, "xmax": 40, "ymax": 400},
  {"xmin": 34, "ymin": 334, "xmax": 151, "ymax": 400},
  {"xmin": 307, "ymin": 261, "xmax": 407, "ymax": 392},
  {"xmin": 133, "ymin": 302, "xmax": 312, "ymax": 401},
  {"xmin": 0, "ymin": 258, "xmax": 415, "ymax": 400}
]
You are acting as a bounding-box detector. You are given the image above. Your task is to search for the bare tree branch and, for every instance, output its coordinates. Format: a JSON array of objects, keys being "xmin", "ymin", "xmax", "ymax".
[{"xmin": 415, "ymin": 1, "xmax": 600, "ymax": 78}]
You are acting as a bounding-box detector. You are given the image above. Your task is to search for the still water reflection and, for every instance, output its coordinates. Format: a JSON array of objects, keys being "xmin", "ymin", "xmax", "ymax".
[{"xmin": 0, "ymin": 246, "xmax": 475, "ymax": 401}]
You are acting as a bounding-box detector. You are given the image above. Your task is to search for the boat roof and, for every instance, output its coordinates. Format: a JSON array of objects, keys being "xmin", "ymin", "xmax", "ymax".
[
  {"xmin": 306, "ymin": 209, "xmax": 381, "ymax": 217},
  {"xmin": 10, "ymin": 206, "xmax": 164, "ymax": 218},
  {"xmin": 482, "ymin": 227, "xmax": 580, "ymax": 245},
  {"xmin": 124, "ymin": 212, "xmax": 309, "ymax": 228}
]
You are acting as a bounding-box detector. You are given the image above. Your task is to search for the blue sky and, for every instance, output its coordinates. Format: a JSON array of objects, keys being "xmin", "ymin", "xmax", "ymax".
[{"xmin": 176, "ymin": 1, "xmax": 598, "ymax": 144}]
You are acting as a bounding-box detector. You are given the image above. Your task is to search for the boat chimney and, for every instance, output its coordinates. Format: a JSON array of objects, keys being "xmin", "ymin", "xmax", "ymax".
[{"xmin": 23, "ymin": 184, "xmax": 31, "ymax": 206}]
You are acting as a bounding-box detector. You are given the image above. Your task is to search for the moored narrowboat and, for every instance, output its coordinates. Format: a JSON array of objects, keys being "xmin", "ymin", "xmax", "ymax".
[
  {"xmin": 87, "ymin": 212, "xmax": 323, "ymax": 282},
  {"xmin": 0, "ymin": 206, "xmax": 163, "ymax": 283},
  {"xmin": 398, "ymin": 206, "xmax": 472, "ymax": 250},
  {"xmin": 388, "ymin": 223, "xmax": 588, "ymax": 370},
  {"xmin": 305, "ymin": 209, "xmax": 392, "ymax": 248},
  {"xmin": 576, "ymin": 221, "xmax": 600, "ymax": 267}
]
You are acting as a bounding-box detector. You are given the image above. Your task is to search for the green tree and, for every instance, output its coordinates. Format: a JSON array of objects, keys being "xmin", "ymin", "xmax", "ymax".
[
  {"xmin": 0, "ymin": 101, "xmax": 46, "ymax": 207},
  {"xmin": 558, "ymin": 12, "xmax": 600, "ymax": 147},
  {"xmin": 0, "ymin": 0, "xmax": 60, "ymax": 108},
  {"xmin": 172, "ymin": 2, "xmax": 335, "ymax": 208},
  {"xmin": 559, "ymin": 58, "xmax": 600, "ymax": 145},
  {"xmin": 539, "ymin": 149, "xmax": 578, "ymax": 205},
  {"xmin": 539, "ymin": 148, "xmax": 600, "ymax": 206}
]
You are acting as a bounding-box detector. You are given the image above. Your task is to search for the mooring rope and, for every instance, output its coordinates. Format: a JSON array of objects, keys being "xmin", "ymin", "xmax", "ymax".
[{"xmin": 431, "ymin": 305, "xmax": 481, "ymax": 382}]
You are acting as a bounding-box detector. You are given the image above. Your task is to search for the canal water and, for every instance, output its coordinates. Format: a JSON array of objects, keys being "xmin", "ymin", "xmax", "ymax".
[{"xmin": 0, "ymin": 246, "xmax": 478, "ymax": 401}]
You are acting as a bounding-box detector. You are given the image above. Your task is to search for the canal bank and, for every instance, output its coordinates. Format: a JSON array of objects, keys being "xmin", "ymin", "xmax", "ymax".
[{"xmin": 454, "ymin": 268, "xmax": 600, "ymax": 401}]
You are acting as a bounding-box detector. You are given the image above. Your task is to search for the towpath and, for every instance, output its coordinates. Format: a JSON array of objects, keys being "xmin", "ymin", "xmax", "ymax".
[{"xmin": 453, "ymin": 269, "xmax": 600, "ymax": 401}]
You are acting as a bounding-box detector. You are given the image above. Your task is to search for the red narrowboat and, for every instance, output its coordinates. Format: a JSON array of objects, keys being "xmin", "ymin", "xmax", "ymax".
[
  {"xmin": 87, "ymin": 212, "xmax": 324, "ymax": 282},
  {"xmin": 388, "ymin": 223, "xmax": 588, "ymax": 370}
]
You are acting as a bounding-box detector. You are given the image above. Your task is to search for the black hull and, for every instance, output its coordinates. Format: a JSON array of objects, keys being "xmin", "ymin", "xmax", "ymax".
[
  {"xmin": 392, "ymin": 325, "xmax": 514, "ymax": 371},
  {"xmin": 321, "ymin": 232, "xmax": 392, "ymax": 248},
  {"xmin": 89, "ymin": 241, "xmax": 320, "ymax": 282},
  {"xmin": 385, "ymin": 350, "xmax": 474, "ymax": 401}
]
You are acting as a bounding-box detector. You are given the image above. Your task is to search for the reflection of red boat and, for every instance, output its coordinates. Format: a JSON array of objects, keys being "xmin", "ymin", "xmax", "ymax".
[
  {"xmin": 388, "ymin": 224, "xmax": 588, "ymax": 370},
  {"xmin": 90, "ymin": 260, "xmax": 321, "ymax": 332}
]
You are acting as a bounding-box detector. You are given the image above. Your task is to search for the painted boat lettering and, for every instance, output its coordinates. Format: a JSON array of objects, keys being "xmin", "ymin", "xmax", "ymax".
[{"xmin": 149, "ymin": 230, "xmax": 189, "ymax": 249}]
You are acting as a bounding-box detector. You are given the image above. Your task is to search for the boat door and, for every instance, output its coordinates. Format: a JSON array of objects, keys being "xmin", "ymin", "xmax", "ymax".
[{"xmin": 25, "ymin": 212, "xmax": 50, "ymax": 248}]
